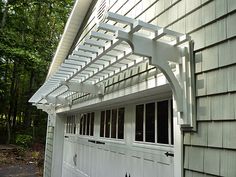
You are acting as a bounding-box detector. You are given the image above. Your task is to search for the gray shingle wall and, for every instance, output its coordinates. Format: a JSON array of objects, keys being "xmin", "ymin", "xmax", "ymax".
[
  {"xmin": 183, "ymin": 0, "xmax": 236, "ymax": 175},
  {"xmin": 44, "ymin": 126, "xmax": 54, "ymax": 177}
]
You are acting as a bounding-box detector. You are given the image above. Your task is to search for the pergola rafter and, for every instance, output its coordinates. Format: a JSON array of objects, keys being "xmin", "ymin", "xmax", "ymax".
[{"xmin": 30, "ymin": 12, "xmax": 195, "ymax": 130}]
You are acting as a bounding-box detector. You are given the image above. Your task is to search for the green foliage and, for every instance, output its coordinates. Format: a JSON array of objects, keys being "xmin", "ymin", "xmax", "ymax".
[
  {"xmin": 16, "ymin": 134, "xmax": 33, "ymax": 148},
  {"xmin": 0, "ymin": 0, "xmax": 74, "ymax": 144}
]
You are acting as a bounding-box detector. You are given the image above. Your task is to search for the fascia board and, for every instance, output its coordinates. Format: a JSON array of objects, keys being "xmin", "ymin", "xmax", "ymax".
[{"xmin": 46, "ymin": 0, "xmax": 93, "ymax": 79}]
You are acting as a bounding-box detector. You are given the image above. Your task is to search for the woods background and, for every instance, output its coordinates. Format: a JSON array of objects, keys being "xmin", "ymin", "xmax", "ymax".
[{"xmin": 0, "ymin": 0, "xmax": 74, "ymax": 145}]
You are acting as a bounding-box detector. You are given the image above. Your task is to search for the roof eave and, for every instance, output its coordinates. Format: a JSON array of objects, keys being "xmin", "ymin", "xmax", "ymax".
[{"xmin": 46, "ymin": 0, "xmax": 93, "ymax": 79}]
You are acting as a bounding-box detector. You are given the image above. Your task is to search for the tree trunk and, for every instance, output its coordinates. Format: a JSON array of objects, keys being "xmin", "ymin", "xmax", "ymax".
[
  {"xmin": 6, "ymin": 121, "xmax": 11, "ymax": 144},
  {"xmin": 1, "ymin": 2, "xmax": 8, "ymax": 28},
  {"xmin": 12, "ymin": 82, "xmax": 19, "ymax": 137},
  {"xmin": 6, "ymin": 61, "xmax": 17, "ymax": 144},
  {"xmin": 24, "ymin": 70, "xmax": 34, "ymax": 127}
]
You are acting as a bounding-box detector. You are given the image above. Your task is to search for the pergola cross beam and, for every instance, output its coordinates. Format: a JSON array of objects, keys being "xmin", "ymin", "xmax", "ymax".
[{"xmin": 61, "ymin": 81, "xmax": 104, "ymax": 96}]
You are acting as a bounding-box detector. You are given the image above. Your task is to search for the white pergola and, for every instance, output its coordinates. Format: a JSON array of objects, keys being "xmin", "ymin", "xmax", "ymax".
[{"xmin": 30, "ymin": 12, "xmax": 195, "ymax": 130}]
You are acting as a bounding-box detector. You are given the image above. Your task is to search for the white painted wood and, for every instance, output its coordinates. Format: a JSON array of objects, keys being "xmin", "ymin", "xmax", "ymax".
[
  {"xmin": 51, "ymin": 115, "xmax": 65, "ymax": 177},
  {"xmin": 61, "ymin": 93, "xmax": 178, "ymax": 177},
  {"xmin": 173, "ymin": 107, "xmax": 182, "ymax": 177},
  {"xmin": 143, "ymin": 159, "xmax": 156, "ymax": 177},
  {"xmin": 61, "ymin": 81, "xmax": 105, "ymax": 95}
]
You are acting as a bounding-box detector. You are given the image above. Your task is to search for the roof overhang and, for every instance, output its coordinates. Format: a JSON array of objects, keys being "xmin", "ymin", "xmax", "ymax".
[{"xmin": 46, "ymin": 0, "xmax": 93, "ymax": 79}]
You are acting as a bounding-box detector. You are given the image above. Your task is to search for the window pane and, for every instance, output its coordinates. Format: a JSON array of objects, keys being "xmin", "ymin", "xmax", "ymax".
[
  {"xmin": 111, "ymin": 109, "xmax": 117, "ymax": 138},
  {"xmin": 105, "ymin": 110, "xmax": 111, "ymax": 138},
  {"xmin": 145, "ymin": 102, "xmax": 155, "ymax": 143},
  {"xmin": 100, "ymin": 111, "xmax": 105, "ymax": 137},
  {"xmin": 118, "ymin": 108, "xmax": 124, "ymax": 139},
  {"xmin": 79, "ymin": 116, "xmax": 83, "ymax": 135},
  {"xmin": 83, "ymin": 114, "xmax": 86, "ymax": 135},
  {"xmin": 86, "ymin": 113, "xmax": 90, "ymax": 135},
  {"xmin": 68, "ymin": 117, "xmax": 70, "ymax": 133},
  {"xmin": 170, "ymin": 100, "xmax": 174, "ymax": 145},
  {"xmin": 135, "ymin": 104, "xmax": 144, "ymax": 141},
  {"xmin": 157, "ymin": 100, "xmax": 169, "ymax": 144},
  {"xmin": 69, "ymin": 117, "xmax": 71, "ymax": 133},
  {"xmin": 90, "ymin": 112, "xmax": 94, "ymax": 136},
  {"xmin": 66, "ymin": 117, "xmax": 69, "ymax": 133},
  {"xmin": 73, "ymin": 116, "xmax": 76, "ymax": 134}
]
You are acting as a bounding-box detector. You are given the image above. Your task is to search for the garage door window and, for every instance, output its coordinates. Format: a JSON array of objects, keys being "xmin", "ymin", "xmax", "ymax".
[
  {"xmin": 79, "ymin": 112, "xmax": 95, "ymax": 136},
  {"xmin": 66, "ymin": 115, "xmax": 76, "ymax": 134},
  {"xmin": 100, "ymin": 107, "xmax": 125, "ymax": 139},
  {"xmin": 135, "ymin": 100, "xmax": 173, "ymax": 145}
]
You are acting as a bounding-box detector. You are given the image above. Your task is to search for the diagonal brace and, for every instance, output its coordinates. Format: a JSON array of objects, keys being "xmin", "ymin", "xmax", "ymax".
[{"xmin": 116, "ymin": 30, "xmax": 196, "ymax": 130}]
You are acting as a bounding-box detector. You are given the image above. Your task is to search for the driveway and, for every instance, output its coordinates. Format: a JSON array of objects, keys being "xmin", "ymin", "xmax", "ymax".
[{"xmin": 0, "ymin": 164, "xmax": 38, "ymax": 177}]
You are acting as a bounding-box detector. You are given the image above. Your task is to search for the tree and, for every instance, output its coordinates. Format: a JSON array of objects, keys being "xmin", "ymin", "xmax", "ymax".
[{"xmin": 0, "ymin": 0, "xmax": 74, "ymax": 144}]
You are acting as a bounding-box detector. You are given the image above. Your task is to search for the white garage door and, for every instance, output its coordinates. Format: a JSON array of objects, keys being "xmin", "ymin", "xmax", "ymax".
[{"xmin": 62, "ymin": 98, "xmax": 178, "ymax": 177}]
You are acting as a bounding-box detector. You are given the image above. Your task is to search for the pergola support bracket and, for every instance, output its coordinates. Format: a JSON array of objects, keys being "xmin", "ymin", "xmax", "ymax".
[{"xmin": 116, "ymin": 30, "xmax": 196, "ymax": 131}]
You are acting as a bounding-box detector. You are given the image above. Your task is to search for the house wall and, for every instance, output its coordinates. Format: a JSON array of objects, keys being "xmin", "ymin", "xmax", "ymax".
[
  {"xmin": 44, "ymin": 125, "xmax": 54, "ymax": 177},
  {"xmin": 183, "ymin": 0, "xmax": 236, "ymax": 176},
  {"xmin": 53, "ymin": 0, "xmax": 236, "ymax": 176}
]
